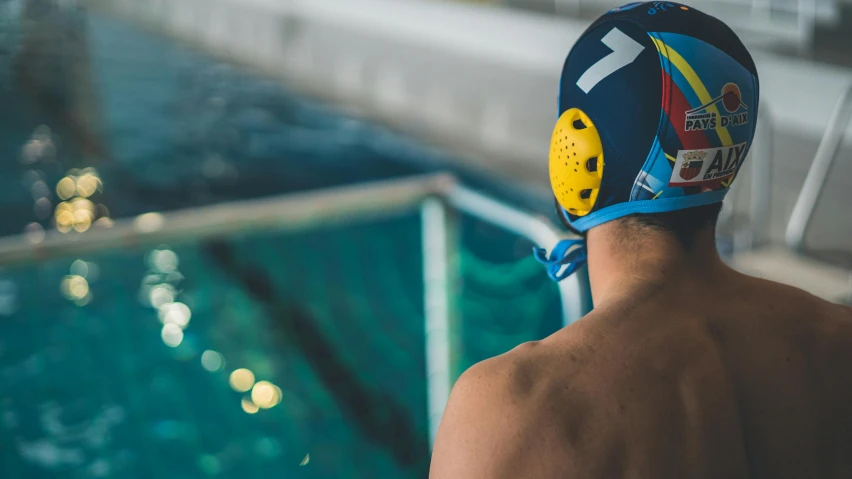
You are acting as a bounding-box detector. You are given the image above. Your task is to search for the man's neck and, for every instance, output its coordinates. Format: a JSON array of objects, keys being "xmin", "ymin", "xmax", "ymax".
[{"xmin": 585, "ymin": 222, "xmax": 729, "ymax": 307}]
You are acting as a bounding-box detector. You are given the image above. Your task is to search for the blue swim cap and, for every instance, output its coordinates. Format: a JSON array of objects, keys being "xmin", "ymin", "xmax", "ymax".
[{"xmin": 536, "ymin": 1, "xmax": 759, "ymax": 281}]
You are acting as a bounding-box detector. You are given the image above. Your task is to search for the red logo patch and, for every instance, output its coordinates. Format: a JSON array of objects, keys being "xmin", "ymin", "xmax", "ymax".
[
  {"xmin": 679, "ymin": 160, "xmax": 703, "ymax": 180},
  {"xmin": 678, "ymin": 150, "xmax": 708, "ymax": 181}
]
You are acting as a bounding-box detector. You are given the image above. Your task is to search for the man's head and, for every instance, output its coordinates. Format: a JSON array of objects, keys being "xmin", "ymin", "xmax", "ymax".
[
  {"xmin": 535, "ymin": 1, "xmax": 758, "ymax": 281},
  {"xmin": 551, "ymin": 1, "xmax": 757, "ymax": 234}
]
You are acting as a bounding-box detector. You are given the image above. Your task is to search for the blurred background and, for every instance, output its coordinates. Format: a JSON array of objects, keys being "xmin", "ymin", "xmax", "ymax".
[{"xmin": 0, "ymin": 0, "xmax": 849, "ymax": 477}]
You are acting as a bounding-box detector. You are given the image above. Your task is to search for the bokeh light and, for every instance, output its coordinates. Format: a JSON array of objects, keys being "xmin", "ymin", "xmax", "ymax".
[
  {"xmin": 134, "ymin": 212, "xmax": 165, "ymax": 233},
  {"xmin": 55, "ymin": 201, "xmax": 73, "ymax": 233},
  {"xmin": 74, "ymin": 293, "xmax": 92, "ymax": 307},
  {"xmin": 94, "ymin": 217, "xmax": 114, "ymax": 228},
  {"xmin": 24, "ymin": 223, "xmax": 45, "ymax": 244},
  {"xmin": 30, "ymin": 180, "xmax": 49, "ymax": 200},
  {"xmin": 229, "ymin": 368, "xmax": 255, "ymax": 392},
  {"xmin": 21, "ymin": 140, "xmax": 41, "ymax": 164},
  {"xmin": 84, "ymin": 262, "xmax": 100, "ymax": 280},
  {"xmin": 149, "ymin": 249, "xmax": 179, "ymax": 273},
  {"xmin": 60, "ymin": 275, "xmax": 89, "ymax": 301},
  {"xmin": 23, "ymin": 170, "xmax": 43, "ymax": 185},
  {"xmin": 70, "ymin": 259, "xmax": 89, "ymax": 278},
  {"xmin": 149, "ymin": 284, "xmax": 175, "ymax": 308},
  {"xmin": 72, "ymin": 198, "xmax": 95, "ymax": 215},
  {"xmin": 75, "ymin": 173, "xmax": 101, "ymax": 198},
  {"xmin": 201, "ymin": 350, "xmax": 225, "ymax": 372},
  {"xmin": 21, "ymin": 127, "xmax": 55, "ymax": 164},
  {"xmin": 34, "ymin": 125, "xmax": 51, "ymax": 140},
  {"xmin": 72, "ymin": 210, "xmax": 92, "ymax": 232},
  {"xmin": 56, "ymin": 177, "xmax": 76, "ymax": 200},
  {"xmin": 34, "ymin": 197, "xmax": 52, "ymax": 220},
  {"xmin": 300, "ymin": 454, "xmax": 310, "ymax": 466},
  {"xmin": 161, "ymin": 323, "xmax": 184, "ymax": 347},
  {"xmin": 198, "ymin": 455, "xmax": 222, "ymax": 475},
  {"xmin": 241, "ymin": 397, "xmax": 259, "ymax": 414},
  {"xmin": 158, "ymin": 302, "xmax": 191, "ymax": 329},
  {"xmin": 255, "ymin": 437, "xmax": 282, "ymax": 458},
  {"xmin": 251, "ymin": 380, "xmax": 282, "ymax": 409},
  {"xmin": 54, "ymin": 198, "xmax": 96, "ymax": 234},
  {"xmin": 97, "ymin": 204, "xmax": 110, "ymax": 218}
]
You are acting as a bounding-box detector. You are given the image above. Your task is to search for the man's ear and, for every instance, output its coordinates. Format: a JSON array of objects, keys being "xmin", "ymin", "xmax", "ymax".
[{"xmin": 555, "ymin": 197, "xmax": 586, "ymax": 238}]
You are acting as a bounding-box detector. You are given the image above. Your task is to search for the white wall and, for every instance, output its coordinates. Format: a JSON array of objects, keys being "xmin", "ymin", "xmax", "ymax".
[
  {"xmin": 86, "ymin": 0, "xmax": 852, "ymax": 249},
  {"xmin": 88, "ymin": 0, "xmax": 852, "ymax": 154}
]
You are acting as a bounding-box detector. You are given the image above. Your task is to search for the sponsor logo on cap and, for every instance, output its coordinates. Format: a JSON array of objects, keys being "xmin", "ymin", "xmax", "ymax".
[
  {"xmin": 679, "ymin": 150, "xmax": 707, "ymax": 181},
  {"xmin": 684, "ymin": 83, "xmax": 748, "ymax": 132},
  {"xmin": 669, "ymin": 142, "xmax": 747, "ymax": 187}
]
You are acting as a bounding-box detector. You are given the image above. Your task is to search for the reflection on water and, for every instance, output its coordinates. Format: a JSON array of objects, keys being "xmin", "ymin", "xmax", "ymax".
[
  {"xmin": 1, "ymin": 224, "xmax": 440, "ymax": 478},
  {"xmin": 0, "ymin": 1, "xmax": 564, "ymax": 478},
  {"xmin": 15, "ymin": 402, "xmax": 126, "ymax": 471}
]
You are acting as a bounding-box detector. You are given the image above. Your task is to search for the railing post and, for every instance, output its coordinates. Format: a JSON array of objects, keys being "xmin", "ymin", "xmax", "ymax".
[
  {"xmin": 445, "ymin": 185, "xmax": 591, "ymax": 325},
  {"xmin": 749, "ymin": 105, "xmax": 773, "ymax": 248},
  {"xmin": 785, "ymin": 84, "xmax": 852, "ymax": 252},
  {"xmin": 560, "ymin": 265, "xmax": 592, "ymax": 327},
  {"xmin": 797, "ymin": 0, "xmax": 817, "ymax": 50},
  {"xmin": 421, "ymin": 197, "xmax": 461, "ymax": 450}
]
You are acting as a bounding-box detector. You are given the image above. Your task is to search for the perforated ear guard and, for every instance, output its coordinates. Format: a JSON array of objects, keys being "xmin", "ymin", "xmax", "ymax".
[
  {"xmin": 549, "ymin": 108, "xmax": 605, "ymax": 217},
  {"xmin": 536, "ymin": 2, "xmax": 759, "ymax": 282}
]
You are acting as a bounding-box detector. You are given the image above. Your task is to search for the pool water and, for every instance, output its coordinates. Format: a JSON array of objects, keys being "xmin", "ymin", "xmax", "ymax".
[{"xmin": 0, "ymin": 4, "xmax": 565, "ymax": 478}]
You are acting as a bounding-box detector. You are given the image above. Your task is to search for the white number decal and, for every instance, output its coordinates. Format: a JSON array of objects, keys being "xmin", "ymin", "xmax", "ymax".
[{"xmin": 576, "ymin": 28, "xmax": 645, "ymax": 94}]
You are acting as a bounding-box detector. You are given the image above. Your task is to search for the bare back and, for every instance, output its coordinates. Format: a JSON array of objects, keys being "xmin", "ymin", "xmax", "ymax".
[
  {"xmin": 431, "ymin": 270, "xmax": 852, "ymax": 479},
  {"xmin": 431, "ymin": 272, "xmax": 852, "ymax": 478}
]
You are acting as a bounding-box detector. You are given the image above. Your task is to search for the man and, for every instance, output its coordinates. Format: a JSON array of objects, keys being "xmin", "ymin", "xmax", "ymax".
[{"xmin": 430, "ymin": 2, "xmax": 852, "ymax": 478}]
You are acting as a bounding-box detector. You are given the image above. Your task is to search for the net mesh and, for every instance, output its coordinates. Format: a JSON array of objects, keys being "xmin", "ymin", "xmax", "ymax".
[{"xmin": 0, "ymin": 213, "xmax": 563, "ymax": 478}]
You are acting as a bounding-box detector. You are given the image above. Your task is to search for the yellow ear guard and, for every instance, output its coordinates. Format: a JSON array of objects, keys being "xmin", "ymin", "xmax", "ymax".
[{"xmin": 549, "ymin": 108, "xmax": 604, "ymax": 217}]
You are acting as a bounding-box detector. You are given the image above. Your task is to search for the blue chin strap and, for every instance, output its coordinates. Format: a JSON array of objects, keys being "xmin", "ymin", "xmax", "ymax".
[{"xmin": 532, "ymin": 239, "xmax": 588, "ymax": 283}]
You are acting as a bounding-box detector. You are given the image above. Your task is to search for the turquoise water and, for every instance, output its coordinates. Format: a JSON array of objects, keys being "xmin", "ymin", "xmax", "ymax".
[{"xmin": 0, "ymin": 4, "xmax": 566, "ymax": 478}]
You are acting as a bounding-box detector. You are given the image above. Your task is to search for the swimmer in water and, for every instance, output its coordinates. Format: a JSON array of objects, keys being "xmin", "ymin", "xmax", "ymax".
[{"xmin": 430, "ymin": 3, "xmax": 852, "ymax": 478}]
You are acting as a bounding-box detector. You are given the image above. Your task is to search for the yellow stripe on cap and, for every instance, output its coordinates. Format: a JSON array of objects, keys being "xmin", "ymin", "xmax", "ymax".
[{"xmin": 651, "ymin": 37, "xmax": 733, "ymax": 147}]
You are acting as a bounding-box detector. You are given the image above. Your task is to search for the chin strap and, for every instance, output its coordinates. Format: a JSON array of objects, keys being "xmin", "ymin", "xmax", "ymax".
[{"xmin": 532, "ymin": 239, "xmax": 587, "ymax": 283}]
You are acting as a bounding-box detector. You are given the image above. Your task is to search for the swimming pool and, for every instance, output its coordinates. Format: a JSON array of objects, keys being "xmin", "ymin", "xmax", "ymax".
[{"xmin": 0, "ymin": 5, "xmax": 567, "ymax": 478}]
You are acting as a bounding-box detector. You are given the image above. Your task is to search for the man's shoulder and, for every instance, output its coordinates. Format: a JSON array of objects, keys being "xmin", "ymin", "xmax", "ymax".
[
  {"xmin": 441, "ymin": 325, "xmax": 599, "ymax": 429},
  {"xmin": 447, "ymin": 340, "xmax": 558, "ymax": 419},
  {"xmin": 429, "ymin": 336, "xmax": 592, "ymax": 478},
  {"xmin": 741, "ymin": 274, "xmax": 852, "ymax": 335},
  {"xmin": 457, "ymin": 339, "xmax": 571, "ymax": 399},
  {"xmin": 461, "ymin": 323, "xmax": 598, "ymax": 405}
]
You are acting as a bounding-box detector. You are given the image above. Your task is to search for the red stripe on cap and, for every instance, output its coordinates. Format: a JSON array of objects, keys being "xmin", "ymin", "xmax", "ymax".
[{"xmin": 661, "ymin": 69, "xmax": 710, "ymax": 150}]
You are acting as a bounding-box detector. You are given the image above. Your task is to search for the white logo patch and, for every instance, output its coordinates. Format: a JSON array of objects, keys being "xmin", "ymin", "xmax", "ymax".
[{"xmin": 668, "ymin": 142, "xmax": 747, "ymax": 187}]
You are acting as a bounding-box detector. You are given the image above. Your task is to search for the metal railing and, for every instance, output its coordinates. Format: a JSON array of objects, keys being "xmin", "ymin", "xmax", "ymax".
[
  {"xmin": 749, "ymin": 104, "xmax": 774, "ymax": 248},
  {"xmin": 0, "ymin": 173, "xmax": 591, "ymax": 448},
  {"xmin": 785, "ymin": 83, "xmax": 852, "ymax": 252}
]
